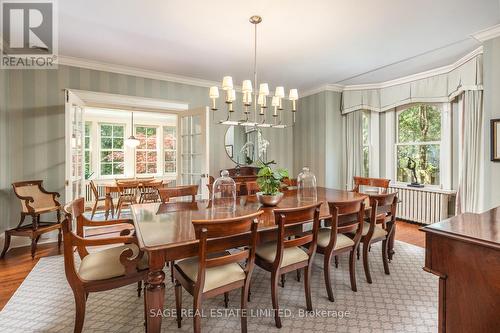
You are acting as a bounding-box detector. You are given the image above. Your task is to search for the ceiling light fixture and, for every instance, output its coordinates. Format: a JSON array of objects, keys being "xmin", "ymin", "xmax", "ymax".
[
  {"xmin": 125, "ymin": 112, "xmax": 140, "ymax": 147},
  {"xmin": 209, "ymin": 15, "xmax": 298, "ymax": 129}
]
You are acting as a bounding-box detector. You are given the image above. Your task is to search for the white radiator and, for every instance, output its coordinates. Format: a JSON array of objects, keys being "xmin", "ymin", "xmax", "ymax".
[{"xmin": 388, "ymin": 185, "xmax": 456, "ymax": 225}]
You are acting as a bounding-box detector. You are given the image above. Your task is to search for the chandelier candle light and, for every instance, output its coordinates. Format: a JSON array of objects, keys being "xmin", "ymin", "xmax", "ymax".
[{"xmin": 208, "ymin": 15, "xmax": 299, "ymax": 128}]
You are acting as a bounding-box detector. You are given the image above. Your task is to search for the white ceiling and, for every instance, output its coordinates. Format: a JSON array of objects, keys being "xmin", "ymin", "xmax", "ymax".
[{"xmin": 59, "ymin": 0, "xmax": 500, "ymax": 91}]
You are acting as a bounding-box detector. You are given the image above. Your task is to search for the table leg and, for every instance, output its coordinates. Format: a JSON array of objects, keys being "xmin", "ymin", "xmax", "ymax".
[{"xmin": 146, "ymin": 267, "xmax": 166, "ymax": 332}]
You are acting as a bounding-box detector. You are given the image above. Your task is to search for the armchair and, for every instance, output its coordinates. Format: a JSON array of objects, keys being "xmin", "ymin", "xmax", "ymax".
[{"xmin": 1, "ymin": 180, "xmax": 62, "ymax": 259}]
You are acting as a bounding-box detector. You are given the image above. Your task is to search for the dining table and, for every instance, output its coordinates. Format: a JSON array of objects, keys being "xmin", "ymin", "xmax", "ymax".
[
  {"xmin": 131, "ymin": 187, "xmax": 395, "ymax": 333},
  {"xmin": 100, "ymin": 179, "xmax": 171, "ymax": 219}
]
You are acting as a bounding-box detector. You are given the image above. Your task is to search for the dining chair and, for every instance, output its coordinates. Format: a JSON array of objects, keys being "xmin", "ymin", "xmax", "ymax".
[
  {"xmin": 316, "ymin": 197, "xmax": 365, "ymax": 301},
  {"xmin": 173, "ymin": 211, "xmax": 263, "ymax": 333},
  {"xmin": 89, "ymin": 180, "xmax": 111, "ymax": 219},
  {"xmin": 138, "ymin": 179, "xmax": 163, "ymax": 203},
  {"xmin": 253, "ymin": 202, "xmax": 322, "ymax": 328},
  {"xmin": 69, "ymin": 197, "xmax": 135, "ymax": 258},
  {"xmin": 62, "ymin": 198, "xmax": 148, "ymax": 333},
  {"xmin": 2, "ymin": 180, "xmax": 62, "ymax": 259},
  {"xmin": 158, "ymin": 185, "xmax": 198, "ymax": 203},
  {"xmin": 115, "ymin": 180, "xmax": 140, "ymax": 218},
  {"xmin": 359, "ymin": 192, "xmax": 398, "ymax": 283},
  {"xmin": 245, "ymin": 181, "xmax": 260, "ymax": 195},
  {"xmin": 352, "ymin": 176, "xmax": 390, "ymax": 194}
]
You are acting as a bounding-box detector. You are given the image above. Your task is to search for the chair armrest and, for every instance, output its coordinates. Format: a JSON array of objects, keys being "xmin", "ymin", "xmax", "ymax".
[
  {"xmin": 120, "ymin": 248, "xmax": 146, "ymax": 275},
  {"xmin": 83, "ymin": 218, "xmax": 134, "ymax": 227},
  {"xmin": 40, "ymin": 188, "xmax": 61, "ymax": 197},
  {"xmin": 71, "ymin": 233, "xmax": 138, "ymax": 247}
]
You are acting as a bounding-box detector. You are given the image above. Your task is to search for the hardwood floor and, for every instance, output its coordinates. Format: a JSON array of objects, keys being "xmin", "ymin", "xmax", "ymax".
[{"xmin": 0, "ymin": 220, "xmax": 425, "ymax": 311}]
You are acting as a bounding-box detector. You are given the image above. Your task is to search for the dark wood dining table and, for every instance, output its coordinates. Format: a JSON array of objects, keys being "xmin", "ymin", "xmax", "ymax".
[{"xmin": 131, "ymin": 187, "xmax": 391, "ymax": 333}]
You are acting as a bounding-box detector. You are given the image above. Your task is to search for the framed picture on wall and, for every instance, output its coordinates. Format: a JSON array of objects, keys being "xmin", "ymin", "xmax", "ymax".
[
  {"xmin": 225, "ymin": 145, "xmax": 233, "ymax": 158},
  {"xmin": 491, "ymin": 119, "xmax": 500, "ymax": 162}
]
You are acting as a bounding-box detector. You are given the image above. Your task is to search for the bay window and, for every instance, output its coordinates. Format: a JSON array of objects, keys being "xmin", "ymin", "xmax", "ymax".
[
  {"xmin": 135, "ymin": 126, "xmax": 158, "ymax": 175},
  {"xmin": 395, "ymin": 104, "xmax": 441, "ymax": 185},
  {"xmin": 99, "ymin": 124, "xmax": 125, "ymax": 176}
]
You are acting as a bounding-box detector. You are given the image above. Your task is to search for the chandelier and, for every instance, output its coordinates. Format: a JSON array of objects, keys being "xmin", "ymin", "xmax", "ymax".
[{"xmin": 208, "ymin": 15, "xmax": 298, "ymax": 129}]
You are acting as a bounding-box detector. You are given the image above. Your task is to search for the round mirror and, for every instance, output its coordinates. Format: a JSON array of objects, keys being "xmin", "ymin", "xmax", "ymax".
[{"xmin": 224, "ymin": 126, "xmax": 268, "ymax": 165}]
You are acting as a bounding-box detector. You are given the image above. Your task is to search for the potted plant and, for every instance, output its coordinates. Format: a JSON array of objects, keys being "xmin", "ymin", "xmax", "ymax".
[{"xmin": 256, "ymin": 161, "xmax": 289, "ymax": 206}]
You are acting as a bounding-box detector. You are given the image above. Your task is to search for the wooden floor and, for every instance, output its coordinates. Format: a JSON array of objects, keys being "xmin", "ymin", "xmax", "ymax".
[{"xmin": 0, "ymin": 220, "xmax": 425, "ymax": 311}]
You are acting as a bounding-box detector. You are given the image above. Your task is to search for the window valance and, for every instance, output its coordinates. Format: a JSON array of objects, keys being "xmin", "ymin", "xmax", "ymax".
[{"xmin": 341, "ymin": 54, "xmax": 483, "ymax": 114}]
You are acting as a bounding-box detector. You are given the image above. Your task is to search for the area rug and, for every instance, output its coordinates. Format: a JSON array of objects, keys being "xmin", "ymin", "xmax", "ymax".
[{"xmin": 0, "ymin": 241, "xmax": 438, "ymax": 333}]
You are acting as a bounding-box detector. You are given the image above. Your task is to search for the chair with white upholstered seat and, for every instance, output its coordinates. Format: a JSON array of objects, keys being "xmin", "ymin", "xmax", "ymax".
[
  {"xmin": 360, "ymin": 192, "xmax": 398, "ymax": 284},
  {"xmin": 62, "ymin": 198, "xmax": 148, "ymax": 333},
  {"xmin": 173, "ymin": 210, "xmax": 263, "ymax": 333},
  {"xmin": 253, "ymin": 202, "xmax": 322, "ymax": 329},
  {"xmin": 315, "ymin": 197, "xmax": 366, "ymax": 301}
]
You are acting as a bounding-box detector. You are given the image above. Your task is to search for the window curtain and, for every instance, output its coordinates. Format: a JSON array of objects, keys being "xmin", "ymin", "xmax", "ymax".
[
  {"xmin": 342, "ymin": 110, "xmax": 363, "ymax": 190},
  {"xmin": 456, "ymin": 90, "xmax": 483, "ymax": 213}
]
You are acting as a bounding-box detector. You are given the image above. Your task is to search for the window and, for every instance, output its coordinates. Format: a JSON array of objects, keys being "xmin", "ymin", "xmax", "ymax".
[
  {"xmin": 84, "ymin": 122, "xmax": 92, "ymax": 179},
  {"xmin": 164, "ymin": 126, "xmax": 177, "ymax": 173},
  {"xmin": 135, "ymin": 126, "xmax": 158, "ymax": 174},
  {"xmin": 396, "ymin": 105, "xmax": 441, "ymax": 185},
  {"xmin": 362, "ymin": 111, "xmax": 370, "ymax": 177},
  {"xmin": 99, "ymin": 124, "xmax": 125, "ymax": 176}
]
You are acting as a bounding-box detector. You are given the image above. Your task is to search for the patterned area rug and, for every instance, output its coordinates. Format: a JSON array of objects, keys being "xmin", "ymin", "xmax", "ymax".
[{"xmin": 0, "ymin": 241, "xmax": 437, "ymax": 333}]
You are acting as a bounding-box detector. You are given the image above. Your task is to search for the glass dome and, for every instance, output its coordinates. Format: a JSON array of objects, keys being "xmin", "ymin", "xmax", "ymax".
[
  {"xmin": 297, "ymin": 167, "xmax": 317, "ymax": 203},
  {"xmin": 211, "ymin": 170, "xmax": 237, "ymax": 212}
]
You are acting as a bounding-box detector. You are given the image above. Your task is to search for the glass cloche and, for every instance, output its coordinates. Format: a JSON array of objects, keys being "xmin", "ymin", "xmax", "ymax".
[
  {"xmin": 211, "ymin": 170, "xmax": 237, "ymax": 212},
  {"xmin": 297, "ymin": 167, "xmax": 317, "ymax": 203}
]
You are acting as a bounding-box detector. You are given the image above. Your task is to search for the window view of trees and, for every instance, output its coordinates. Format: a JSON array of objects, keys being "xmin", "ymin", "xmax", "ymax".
[
  {"xmin": 396, "ymin": 105, "xmax": 441, "ymax": 185},
  {"xmin": 362, "ymin": 111, "xmax": 370, "ymax": 177},
  {"xmin": 84, "ymin": 122, "xmax": 92, "ymax": 179},
  {"xmin": 100, "ymin": 124, "xmax": 125, "ymax": 176},
  {"xmin": 164, "ymin": 126, "xmax": 176, "ymax": 173},
  {"xmin": 136, "ymin": 126, "xmax": 158, "ymax": 174}
]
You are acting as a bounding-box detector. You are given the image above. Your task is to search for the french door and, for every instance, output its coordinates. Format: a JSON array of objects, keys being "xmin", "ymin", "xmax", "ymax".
[
  {"xmin": 65, "ymin": 90, "xmax": 86, "ymax": 202},
  {"xmin": 178, "ymin": 106, "xmax": 210, "ymax": 199}
]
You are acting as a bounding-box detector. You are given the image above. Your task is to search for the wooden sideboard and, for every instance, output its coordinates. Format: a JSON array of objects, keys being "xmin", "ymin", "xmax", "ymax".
[
  {"xmin": 225, "ymin": 166, "xmax": 260, "ymax": 183},
  {"xmin": 421, "ymin": 207, "xmax": 500, "ymax": 332}
]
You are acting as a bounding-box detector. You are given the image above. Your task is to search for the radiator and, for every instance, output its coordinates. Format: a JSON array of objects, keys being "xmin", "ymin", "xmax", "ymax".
[{"xmin": 388, "ymin": 185, "xmax": 456, "ymax": 225}]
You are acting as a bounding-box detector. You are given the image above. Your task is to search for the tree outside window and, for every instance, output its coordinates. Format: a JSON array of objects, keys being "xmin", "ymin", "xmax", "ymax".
[
  {"xmin": 164, "ymin": 126, "xmax": 177, "ymax": 173},
  {"xmin": 136, "ymin": 126, "xmax": 158, "ymax": 174},
  {"xmin": 84, "ymin": 122, "xmax": 92, "ymax": 179},
  {"xmin": 396, "ymin": 105, "xmax": 441, "ymax": 185},
  {"xmin": 100, "ymin": 124, "xmax": 125, "ymax": 176}
]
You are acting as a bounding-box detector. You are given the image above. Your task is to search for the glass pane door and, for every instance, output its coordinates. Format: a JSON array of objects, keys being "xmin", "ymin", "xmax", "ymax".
[
  {"xmin": 179, "ymin": 107, "xmax": 210, "ymax": 199},
  {"xmin": 65, "ymin": 90, "xmax": 85, "ymax": 202}
]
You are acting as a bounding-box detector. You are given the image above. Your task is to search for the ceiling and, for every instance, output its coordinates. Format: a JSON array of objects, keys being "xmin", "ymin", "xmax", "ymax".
[{"xmin": 59, "ymin": 0, "xmax": 500, "ymax": 91}]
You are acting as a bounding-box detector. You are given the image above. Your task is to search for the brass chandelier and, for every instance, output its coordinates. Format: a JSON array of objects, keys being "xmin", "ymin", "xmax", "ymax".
[{"xmin": 208, "ymin": 15, "xmax": 298, "ymax": 129}]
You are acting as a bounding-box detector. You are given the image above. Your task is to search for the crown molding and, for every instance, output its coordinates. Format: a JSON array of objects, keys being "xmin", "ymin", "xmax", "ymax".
[
  {"xmin": 471, "ymin": 24, "xmax": 500, "ymax": 42},
  {"xmin": 301, "ymin": 84, "xmax": 344, "ymax": 98},
  {"xmin": 342, "ymin": 46, "xmax": 483, "ymax": 91},
  {"xmin": 58, "ymin": 55, "xmax": 220, "ymax": 89}
]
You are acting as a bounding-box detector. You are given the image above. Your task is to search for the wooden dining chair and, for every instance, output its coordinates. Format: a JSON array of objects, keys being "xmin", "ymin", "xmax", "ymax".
[
  {"xmin": 253, "ymin": 202, "xmax": 322, "ymax": 328},
  {"xmin": 62, "ymin": 198, "xmax": 148, "ymax": 333},
  {"xmin": 245, "ymin": 181, "xmax": 260, "ymax": 195},
  {"xmin": 359, "ymin": 192, "xmax": 398, "ymax": 284},
  {"xmin": 89, "ymin": 180, "xmax": 111, "ymax": 220},
  {"xmin": 173, "ymin": 211, "xmax": 263, "ymax": 333},
  {"xmin": 352, "ymin": 176, "xmax": 390, "ymax": 194},
  {"xmin": 158, "ymin": 185, "xmax": 198, "ymax": 203},
  {"xmin": 316, "ymin": 197, "xmax": 365, "ymax": 301},
  {"xmin": 2, "ymin": 180, "xmax": 62, "ymax": 259},
  {"xmin": 115, "ymin": 180, "xmax": 139, "ymax": 218},
  {"xmin": 138, "ymin": 179, "xmax": 163, "ymax": 203}
]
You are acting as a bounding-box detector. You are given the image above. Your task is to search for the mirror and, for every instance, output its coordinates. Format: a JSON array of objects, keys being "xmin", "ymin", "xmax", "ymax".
[{"xmin": 224, "ymin": 126, "xmax": 269, "ymax": 165}]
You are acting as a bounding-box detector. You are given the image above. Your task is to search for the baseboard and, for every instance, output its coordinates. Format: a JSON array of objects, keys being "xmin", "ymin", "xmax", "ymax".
[{"xmin": 0, "ymin": 229, "xmax": 59, "ymax": 253}]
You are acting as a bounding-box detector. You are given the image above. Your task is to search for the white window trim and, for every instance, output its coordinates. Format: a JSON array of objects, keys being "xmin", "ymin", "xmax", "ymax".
[
  {"xmin": 163, "ymin": 125, "xmax": 177, "ymax": 177},
  {"xmin": 98, "ymin": 122, "xmax": 127, "ymax": 179},
  {"xmin": 392, "ymin": 103, "xmax": 452, "ymax": 189},
  {"xmin": 134, "ymin": 124, "xmax": 162, "ymax": 177}
]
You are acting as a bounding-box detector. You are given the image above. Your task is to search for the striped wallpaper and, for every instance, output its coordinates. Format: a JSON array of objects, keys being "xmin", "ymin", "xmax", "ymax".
[{"xmin": 0, "ymin": 65, "xmax": 294, "ymax": 231}]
